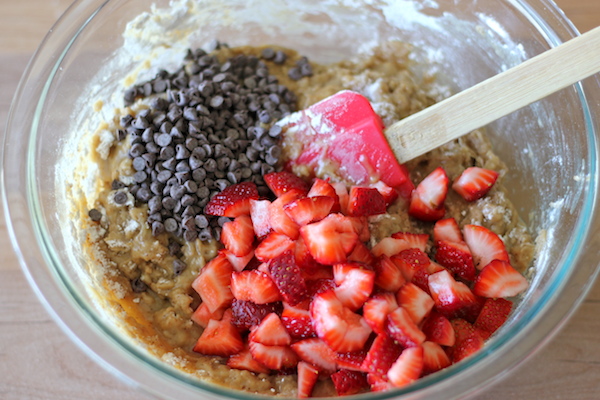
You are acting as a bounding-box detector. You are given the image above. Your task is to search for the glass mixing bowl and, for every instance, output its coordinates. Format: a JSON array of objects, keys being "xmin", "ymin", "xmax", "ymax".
[{"xmin": 3, "ymin": 0, "xmax": 600, "ymax": 399}]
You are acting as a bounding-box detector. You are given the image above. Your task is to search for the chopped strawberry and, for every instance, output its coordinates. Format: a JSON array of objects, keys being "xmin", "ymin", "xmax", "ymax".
[
  {"xmin": 371, "ymin": 237, "xmax": 412, "ymax": 258},
  {"xmin": 348, "ymin": 242, "xmax": 376, "ymax": 265},
  {"xmin": 221, "ymin": 215, "xmax": 255, "ymax": 257},
  {"xmin": 204, "ymin": 181, "xmax": 259, "ymax": 217},
  {"xmin": 333, "ymin": 263, "xmax": 375, "ymax": 311},
  {"xmin": 308, "ymin": 178, "xmax": 340, "ymax": 212},
  {"xmin": 386, "ymin": 307, "xmax": 426, "ymax": 348},
  {"xmin": 300, "ymin": 213, "xmax": 359, "ymax": 265},
  {"xmin": 294, "ymin": 236, "xmax": 320, "ymax": 271},
  {"xmin": 391, "ymin": 248, "xmax": 434, "ymax": 293},
  {"xmin": 230, "ymin": 299, "xmax": 282, "ymax": 332},
  {"xmin": 231, "ymin": 269, "xmax": 281, "ymax": 304},
  {"xmin": 367, "ymin": 373, "xmax": 395, "ymax": 392},
  {"xmin": 421, "ymin": 341, "xmax": 451, "ymax": 375},
  {"xmin": 361, "ymin": 334, "xmax": 403, "ymax": 376},
  {"xmin": 255, "ymin": 232, "xmax": 295, "ymax": 262},
  {"xmin": 297, "ymin": 361, "xmax": 320, "ymax": 398},
  {"xmin": 421, "ymin": 311, "xmax": 455, "ymax": 347},
  {"xmin": 331, "ymin": 181, "xmax": 350, "ymax": 215},
  {"xmin": 264, "ymin": 171, "xmax": 310, "ymax": 197},
  {"xmin": 463, "ymin": 224, "xmax": 510, "ymax": 269},
  {"xmin": 347, "ymin": 186, "xmax": 387, "ymax": 217},
  {"xmin": 220, "ymin": 249, "xmax": 255, "ymax": 272},
  {"xmin": 363, "ymin": 292, "xmax": 399, "ymax": 335},
  {"xmin": 249, "ymin": 199, "xmax": 272, "ymax": 238},
  {"xmin": 474, "ymin": 298, "xmax": 513, "ymax": 339},
  {"xmin": 387, "ymin": 346, "xmax": 424, "ymax": 388},
  {"xmin": 192, "ymin": 254, "xmax": 234, "ymax": 314},
  {"xmin": 248, "ymin": 341, "xmax": 298, "ymax": 370},
  {"xmin": 336, "ymin": 350, "xmax": 368, "ymax": 372},
  {"xmin": 435, "ymin": 240, "xmax": 476, "ymax": 281},
  {"xmin": 452, "ymin": 167, "xmax": 499, "ymax": 202},
  {"xmin": 348, "ymin": 216, "xmax": 371, "ymax": 242},
  {"xmin": 193, "ymin": 318, "xmax": 244, "ymax": 357},
  {"xmin": 390, "ymin": 232, "xmax": 429, "ymax": 252},
  {"xmin": 428, "ymin": 270, "xmax": 481, "ymax": 320},
  {"xmin": 396, "ymin": 283, "xmax": 435, "ymax": 325},
  {"xmin": 449, "ymin": 318, "xmax": 484, "ymax": 362},
  {"xmin": 284, "ymin": 195, "xmax": 335, "ymax": 226},
  {"xmin": 269, "ymin": 190, "xmax": 302, "ymax": 239},
  {"xmin": 473, "ymin": 259, "xmax": 529, "ymax": 298},
  {"xmin": 191, "ymin": 302, "xmax": 226, "ymax": 328},
  {"xmin": 433, "ymin": 217, "xmax": 463, "ymax": 243},
  {"xmin": 227, "ymin": 345, "xmax": 270, "ymax": 374},
  {"xmin": 331, "ymin": 369, "xmax": 369, "ymax": 396},
  {"xmin": 311, "ymin": 290, "xmax": 372, "ymax": 353},
  {"xmin": 307, "ymin": 278, "xmax": 337, "ymax": 298},
  {"xmin": 281, "ymin": 302, "xmax": 316, "ymax": 339},
  {"xmin": 371, "ymin": 180, "xmax": 399, "ymax": 206},
  {"xmin": 268, "ymin": 250, "xmax": 308, "ymax": 306},
  {"xmin": 251, "ymin": 312, "xmax": 292, "ymax": 346},
  {"xmin": 290, "ymin": 338, "xmax": 338, "ymax": 373},
  {"xmin": 408, "ymin": 167, "xmax": 449, "ymax": 222},
  {"xmin": 373, "ymin": 255, "xmax": 406, "ymax": 292}
]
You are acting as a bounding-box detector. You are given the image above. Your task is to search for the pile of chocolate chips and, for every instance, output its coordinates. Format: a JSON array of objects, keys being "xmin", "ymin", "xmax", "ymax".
[{"xmin": 113, "ymin": 42, "xmax": 311, "ymax": 243}]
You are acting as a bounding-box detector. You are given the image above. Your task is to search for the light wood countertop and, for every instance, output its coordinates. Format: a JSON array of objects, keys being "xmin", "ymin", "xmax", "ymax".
[{"xmin": 0, "ymin": 1, "xmax": 598, "ymax": 399}]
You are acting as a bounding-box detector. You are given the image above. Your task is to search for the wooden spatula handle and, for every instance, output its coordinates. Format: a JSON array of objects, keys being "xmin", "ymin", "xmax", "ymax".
[{"xmin": 385, "ymin": 25, "xmax": 600, "ymax": 164}]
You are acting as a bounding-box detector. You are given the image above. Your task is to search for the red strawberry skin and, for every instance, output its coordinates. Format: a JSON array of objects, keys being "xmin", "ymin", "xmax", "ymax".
[
  {"xmin": 361, "ymin": 334, "xmax": 403, "ymax": 377},
  {"xmin": 452, "ymin": 167, "xmax": 499, "ymax": 202},
  {"xmin": 230, "ymin": 299, "xmax": 282, "ymax": 332},
  {"xmin": 409, "ymin": 167, "xmax": 449, "ymax": 221},
  {"xmin": 264, "ymin": 171, "xmax": 310, "ymax": 197},
  {"xmin": 331, "ymin": 369, "xmax": 369, "ymax": 396},
  {"xmin": 435, "ymin": 240, "xmax": 476, "ymax": 281},
  {"xmin": 474, "ymin": 298, "xmax": 513, "ymax": 339},
  {"xmin": 268, "ymin": 250, "xmax": 308, "ymax": 306},
  {"xmin": 204, "ymin": 181, "xmax": 259, "ymax": 217},
  {"xmin": 347, "ymin": 186, "xmax": 387, "ymax": 217}
]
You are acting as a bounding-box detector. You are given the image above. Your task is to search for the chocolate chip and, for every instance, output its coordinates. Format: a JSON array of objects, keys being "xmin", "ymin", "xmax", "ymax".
[
  {"xmin": 273, "ymin": 50, "xmax": 287, "ymax": 64},
  {"xmin": 114, "ymin": 191, "xmax": 128, "ymax": 205},
  {"xmin": 88, "ymin": 208, "xmax": 102, "ymax": 222},
  {"xmin": 173, "ymin": 259, "xmax": 187, "ymax": 275},
  {"xmin": 131, "ymin": 278, "xmax": 147, "ymax": 293},
  {"xmin": 152, "ymin": 221, "xmax": 165, "ymax": 236},
  {"xmin": 164, "ymin": 218, "xmax": 178, "ymax": 232}
]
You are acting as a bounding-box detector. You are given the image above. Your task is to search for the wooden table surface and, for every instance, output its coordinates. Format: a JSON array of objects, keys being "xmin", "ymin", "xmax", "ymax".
[{"xmin": 1, "ymin": 1, "xmax": 599, "ymax": 399}]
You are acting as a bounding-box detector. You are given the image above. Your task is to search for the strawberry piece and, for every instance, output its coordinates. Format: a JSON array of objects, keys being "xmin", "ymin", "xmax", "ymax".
[
  {"xmin": 264, "ymin": 171, "xmax": 310, "ymax": 197},
  {"xmin": 435, "ymin": 240, "xmax": 476, "ymax": 281},
  {"xmin": 249, "ymin": 199, "xmax": 272, "ymax": 238},
  {"xmin": 308, "ymin": 178, "xmax": 340, "ymax": 212},
  {"xmin": 268, "ymin": 250, "xmax": 308, "ymax": 306},
  {"xmin": 221, "ymin": 215, "xmax": 255, "ymax": 257},
  {"xmin": 300, "ymin": 213, "xmax": 359, "ymax": 265},
  {"xmin": 311, "ymin": 290, "xmax": 372, "ymax": 353},
  {"xmin": 255, "ymin": 232, "xmax": 295, "ymax": 262},
  {"xmin": 191, "ymin": 302, "xmax": 226, "ymax": 328},
  {"xmin": 373, "ymin": 255, "xmax": 406, "ymax": 292},
  {"xmin": 297, "ymin": 361, "xmax": 320, "ymax": 398},
  {"xmin": 348, "ymin": 216, "xmax": 371, "ymax": 242},
  {"xmin": 361, "ymin": 334, "xmax": 403, "ymax": 376},
  {"xmin": 348, "ymin": 242, "xmax": 376, "ymax": 265},
  {"xmin": 333, "ymin": 263, "xmax": 375, "ymax": 311},
  {"xmin": 363, "ymin": 292, "xmax": 399, "ymax": 335},
  {"xmin": 284, "ymin": 195, "xmax": 335, "ymax": 226},
  {"xmin": 421, "ymin": 341, "xmax": 451, "ymax": 375},
  {"xmin": 231, "ymin": 269, "xmax": 281, "ymax": 304},
  {"xmin": 220, "ymin": 249, "xmax": 255, "ymax": 272},
  {"xmin": 396, "ymin": 283, "xmax": 435, "ymax": 325},
  {"xmin": 391, "ymin": 248, "xmax": 432, "ymax": 283},
  {"xmin": 433, "ymin": 218, "xmax": 463, "ymax": 243},
  {"xmin": 307, "ymin": 278, "xmax": 337, "ymax": 298},
  {"xmin": 347, "ymin": 186, "xmax": 387, "ymax": 217},
  {"xmin": 474, "ymin": 298, "xmax": 513, "ymax": 339},
  {"xmin": 463, "ymin": 224, "xmax": 510, "ymax": 270},
  {"xmin": 390, "ymin": 232, "xmax": 429, "ymax": 252},
  {"xmin": 331, "ymin": 181, "xmax": 350, "ymax": 214},
  {"xmin": 421, "ymin": 311, "xmax": 455, "ymax": 347},
  {"xmin": 367, "ymin": 373, "xmax": 395, "ymax": 392},
  {"xmin": 386, "ymin": 307, "xmax": 426, "ymax": 348},
  {"xmin": 192, "ymin": 254, "xmax": 234, "ymax": 314},
  {"xmin": 230, "ymin": 299, "xmax": 282, "ymax": 332},
  {"xmin": 269, "ymin": 190, "xmax": 302, "ymax": 239},
  {"xmin": 371, "ymin": 180, "xmax": 399, "ymax": 206},
  {"xmin": 336, "ymin": 350, "xmax": 368, "ymax": 372},
  {"xmin": 227, "ymin": 345, "xmax": 270, "ymax": 374},
  {"xmin": 294, "ymin": 236, "xmax": 321, "ymax": 271},
  {"xmin": 204, "ymin": 181, "xmax": 259, "ymax": 217},
  {"xmin": 452, "ymin": 167, "xmax": 499, "ymax": 202},
  {"xmin": 248, "ymin": 341, "xmax": 298, "ymax": 370},
  {"xmin": 387, "ymin": 346, "xmax": 424, "ymax": 388},
  {"xmin": 473, "ymin": 259, "xmax": 529, "ymax": 298},
  {"xmin": 408, "ymin": 167, "xmax": 449, "ymax": 222},
  {"xmin": 428, "ymin": 269, "xmax": 481, "ymax": 320},
  {"xmin": 371, "ymin": 237, "xmax": 412, "ymax": 258},
  {"xmin": 291, "ymin": 338, "xmax": 338, "ymax": 373},
  {"xmin": 251, "ymin": 313, "xmax": 292, "ymax": 346},
  {"xmin": 449, "ymin": 318, "xmax": 484, "ymax": 362},
  {"xmin": 193, "ymin": 318, "xmax": 244, "ymax": 357},
  {"xmin": 331, "ymin": 369, "xmax": 369, "ymax": 396},
  {"xmin": 281, "ymin": 302, "xmax": 316, "ymax": 339}
]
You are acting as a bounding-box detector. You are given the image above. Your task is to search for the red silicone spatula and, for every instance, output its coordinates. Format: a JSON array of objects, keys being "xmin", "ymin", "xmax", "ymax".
[{"xmin": 278, "ymin": 25, "xmax": 600, "ymax": 197}]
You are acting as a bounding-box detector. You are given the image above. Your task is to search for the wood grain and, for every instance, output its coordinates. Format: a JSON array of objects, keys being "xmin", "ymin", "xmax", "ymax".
[{"xmin": 0, "ymin": 1, "xmax": 597, "ymax": 399}]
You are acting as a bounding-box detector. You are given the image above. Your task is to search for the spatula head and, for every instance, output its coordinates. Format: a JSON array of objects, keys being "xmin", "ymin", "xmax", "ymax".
[{"xmin": 278, "ymin": 90, "xmax": 413, "ymax": 198}]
